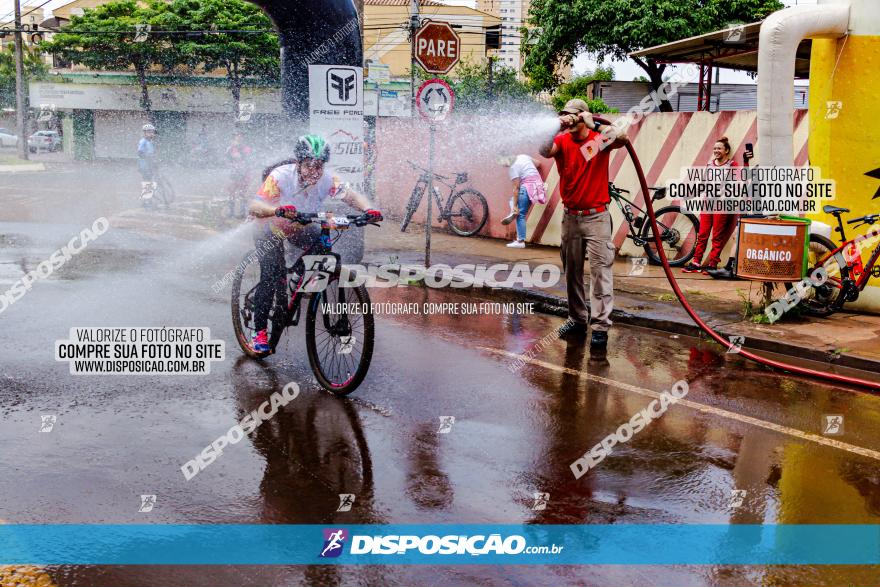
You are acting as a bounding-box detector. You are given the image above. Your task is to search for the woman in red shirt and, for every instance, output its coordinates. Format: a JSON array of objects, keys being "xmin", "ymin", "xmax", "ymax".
[{"xmin": 682, "ymin": 136, "xmax": 739, "ymax": 273}]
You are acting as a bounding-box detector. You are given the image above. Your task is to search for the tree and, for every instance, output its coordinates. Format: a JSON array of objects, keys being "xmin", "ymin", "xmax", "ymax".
[
  {"xmin": 416, "ymin": 58, "xmax": 536, "ymax": 112},
  {"xmin": 523, "ymin": 0, "xmax": 784, "ymax": 111},
  {"xmin": 550, "ymin": 66, "xmax": 616, "ymax": 113},
  {"xmin": 0, "ymin": 45, "xmax": 47, "ymax": 109},
  {"xmin": 42, "ymin": 0, "xmax": 178, "ymax": 119},
  {"xmin": 162, "ymin": 0, "xmax": 279, "ymax": 119}
]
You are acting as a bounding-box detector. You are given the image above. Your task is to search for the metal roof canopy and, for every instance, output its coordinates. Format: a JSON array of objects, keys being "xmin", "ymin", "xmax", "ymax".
[{"xmin": 629, "ymin": 21, "xmax": 813, "ymax": 111}]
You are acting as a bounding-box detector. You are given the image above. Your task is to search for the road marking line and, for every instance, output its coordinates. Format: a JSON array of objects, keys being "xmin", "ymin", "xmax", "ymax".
[{"xmin": 480, "ymin": 346, "xmax": 880, "ymax": 462}]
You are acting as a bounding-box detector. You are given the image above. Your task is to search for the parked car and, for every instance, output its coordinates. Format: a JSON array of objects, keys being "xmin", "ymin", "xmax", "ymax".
[
  {"xmin": 0, "ymin": 128, "xmax": 18, "ymax": 148},
  {"xmin": 28, "ymin": 130, "xmax": 62, "ymax": 153}
]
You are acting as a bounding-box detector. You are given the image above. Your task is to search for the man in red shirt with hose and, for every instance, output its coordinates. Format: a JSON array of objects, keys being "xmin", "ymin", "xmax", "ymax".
[{"xmin": 539, "ymin": 99, "xmax": 628, "ymax": 349}]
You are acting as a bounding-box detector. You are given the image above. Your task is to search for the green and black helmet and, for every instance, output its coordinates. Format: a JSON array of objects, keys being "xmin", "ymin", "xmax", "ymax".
[{"xmin": 294, "ymin": 134, "xmax": 331, "ymax": 163}]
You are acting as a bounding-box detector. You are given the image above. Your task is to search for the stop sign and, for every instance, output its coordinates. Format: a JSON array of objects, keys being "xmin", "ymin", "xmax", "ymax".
[{"xmin": 414, "ymin": 20, "xmax": 461, "ymax": 74}]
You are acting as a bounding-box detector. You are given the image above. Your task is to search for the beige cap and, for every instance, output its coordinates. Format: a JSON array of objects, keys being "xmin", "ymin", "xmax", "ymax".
[{"xmin": 559, "ymin": 98, "xmax": 590, "ymax": 115}]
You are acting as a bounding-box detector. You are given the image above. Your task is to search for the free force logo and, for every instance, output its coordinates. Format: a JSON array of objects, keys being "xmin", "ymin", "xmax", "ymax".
[
  {"xmin": 319, "ymin": 528, "xmax": 348, "ymax": 558},
  {"xmin": 327, "ymin": 68, "xmax": 357, "ymax": 105}
]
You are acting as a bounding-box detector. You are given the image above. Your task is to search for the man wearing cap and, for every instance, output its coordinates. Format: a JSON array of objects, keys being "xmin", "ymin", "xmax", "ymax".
[{"xmin": 539, "ymin": 99, "xmax": 628, "ymax": 349}]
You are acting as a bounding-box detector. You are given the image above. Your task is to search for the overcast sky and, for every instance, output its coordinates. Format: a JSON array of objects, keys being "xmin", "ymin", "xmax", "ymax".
[{"xmin": 2, "ymin": 0, "xmax": 819, "ymax": 85}]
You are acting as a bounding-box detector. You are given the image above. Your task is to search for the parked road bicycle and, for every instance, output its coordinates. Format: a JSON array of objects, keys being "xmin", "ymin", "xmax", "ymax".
[
  {"xmin": 231, "ymin": 211, "xmax": 381, "ymax": 395},
  {"xmin": 609, "ymin": 182, "xmax": 700, "ymax": 266},
  {"xmin": 140, "ymin": 169, "xmax": 176, "ymax": 209},
  {"xmin": 400, "ymin": 160, "xmax": 488, "ymax": 237},
  {"xmin": 792, "ymin": 204, "xmax": 880, "ymax": 317}
]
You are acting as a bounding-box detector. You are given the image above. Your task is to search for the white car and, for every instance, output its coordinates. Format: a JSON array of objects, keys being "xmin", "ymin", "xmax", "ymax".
[
  {"xmin": 0, "ymin": 128, "xmax": 18, "ymax": 148},
  {"xmin": 28, "ymin": 130, "xmax": 62, "ymax": 153}
]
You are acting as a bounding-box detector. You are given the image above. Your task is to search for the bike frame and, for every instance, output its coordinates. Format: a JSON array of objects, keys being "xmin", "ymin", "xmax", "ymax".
[
  {"xmin": 280, "ymin": 226, "xmax": 347, "ymax": 326},
  {"xmin": 609, "ymin": 186, "xmax": 656, "ymax": 246},
  {"xmin": 815, "ymin": 232, "xmax": 880, "ymax": 297},
  {"xmin": 413, "ymin": 171, "xmax": 464, "ymax": 219}
]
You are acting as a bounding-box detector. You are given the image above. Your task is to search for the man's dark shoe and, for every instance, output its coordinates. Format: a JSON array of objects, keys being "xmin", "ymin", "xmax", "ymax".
[
  {"xmin": 590, "ymin": 330, "xmax": 608, "ymax": 349},
  {"xmin": 706, "ymin": 267, "xmax": 735, "ymax": 279},
  {"xmin": 559, "ymin": 322, "xmax": 587, "ymax": 339}
]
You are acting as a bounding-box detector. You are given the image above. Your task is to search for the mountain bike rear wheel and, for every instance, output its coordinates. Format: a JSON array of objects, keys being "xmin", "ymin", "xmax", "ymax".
[
  {"xmin": 641, "ymin": 206, "xmax": 699, "ymax": 267},
  {"xmin": 306, "ymin": 270, "xmax": 374, "ymax": 396},
  {"xmin": 446, "ymin": 188, "xmax": 488, "ymax": 237}
]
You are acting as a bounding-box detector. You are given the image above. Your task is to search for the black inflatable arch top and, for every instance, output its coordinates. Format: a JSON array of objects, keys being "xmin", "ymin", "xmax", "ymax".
[{"xmin": 250, "ymin": 0, "xmax": 363, "ymax": 120}]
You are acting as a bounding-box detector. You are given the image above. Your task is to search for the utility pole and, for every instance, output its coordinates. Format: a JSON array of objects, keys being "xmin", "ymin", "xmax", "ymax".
[
  {"xmin": 487, "ymin": 56, "xmax": 496, "ymax": 99},
  {"xmin": 409, "ymin": 0, "xmax": 420, "ymax": 116},
  {"xmin": 13, "ymin": 0, "xmax": 29, "ymax": 160}
]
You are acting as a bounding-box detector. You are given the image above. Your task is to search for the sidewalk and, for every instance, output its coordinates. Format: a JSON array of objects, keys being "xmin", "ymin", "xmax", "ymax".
[{"xmin": 365, "ymin": 221, "xmax": 880, "ymax": 375}]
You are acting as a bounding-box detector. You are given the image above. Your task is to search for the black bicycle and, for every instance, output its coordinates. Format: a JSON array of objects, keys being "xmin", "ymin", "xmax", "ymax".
[
  {"xmin": 231, "ymin": 211, "xmax": 381, "ymax": 396},
  {"xmin": 400, "ymin": 160, "xmax": 489, "ymax": 237},
  {"xmin": 609, "ymin": 182, "xmax": 699, "ymax": 266}
]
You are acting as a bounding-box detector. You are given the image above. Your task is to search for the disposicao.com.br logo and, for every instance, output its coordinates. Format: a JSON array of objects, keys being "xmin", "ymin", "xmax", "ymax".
[{"xmin": 320, "ymin": 530, "xmax": 563, "ymax": 558}]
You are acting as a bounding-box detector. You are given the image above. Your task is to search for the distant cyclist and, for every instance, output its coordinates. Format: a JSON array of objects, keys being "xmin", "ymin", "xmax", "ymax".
[
  {"xmin": 247, "ymin": 134, "xmax": 381, "ymax": 354},
  {"xmin": 137, "ymin": 124, "xmax": 157, "ymax": 182}
]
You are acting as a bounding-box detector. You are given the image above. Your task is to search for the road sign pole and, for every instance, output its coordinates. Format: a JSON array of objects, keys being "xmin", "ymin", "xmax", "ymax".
[
  {"xmin": 13, "ymin": 0, "xmax": 29, "ymax": 161},
  {"xmin": 425, "ymin": 122, "xmax": 435, "ymax": 267},
  {"xmin": 409, "ymin": 0, "xmax": 419, "ymax": 117}
]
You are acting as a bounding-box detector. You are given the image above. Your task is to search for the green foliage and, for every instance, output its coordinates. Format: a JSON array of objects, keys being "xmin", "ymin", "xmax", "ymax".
[
  {"xmin": 163, "ymin": 0, "xmax": 279, "ymax": 113},
  {"xmin": 41, "ymin": 0, "xmax": 279, "ymax": 116},
  {"xmin": 0, "ymin": 45, "xmax": 47, "ymax": 109},
  {"xmin": 41, "ymin": 0, "xmax": 175, "ymax": 114},
  {"xmin": 416, "ymin": 57, "xmax": 536, "ymax": 111},
  {"xmin": 523, "ymin": 0, "xmax": 784, "ymax": 97},
  {"xmin": 550, "ymin": 66, "xmax": 617, "ymax": 113}
]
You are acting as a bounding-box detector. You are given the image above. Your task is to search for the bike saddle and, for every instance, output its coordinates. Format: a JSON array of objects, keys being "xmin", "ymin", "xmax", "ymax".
[{"xmin": 823, "ymin": 205, "xmax": 850, "ymax": 215}]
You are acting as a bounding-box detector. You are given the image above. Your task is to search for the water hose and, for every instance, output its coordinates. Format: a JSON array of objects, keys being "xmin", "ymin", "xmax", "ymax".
[{"xmin": 594, "ymin": 118, "xmax": 880, "ymax": 391}]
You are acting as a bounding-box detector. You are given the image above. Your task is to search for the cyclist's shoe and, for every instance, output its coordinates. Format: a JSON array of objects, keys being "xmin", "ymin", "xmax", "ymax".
[
  {"xmin": 701, "ymin": 264, "xmax": 718, "ymax": 275},
  {"xmin": 681, "ymin": 263, "xmax": 703, "ymax": 273},
  {"xmin": 501, "ymin": 210, "xmax": 517, "ymax": 225},
  {"xmin": 252, "ymin": 329, "xmax": 270, "ymax": 353},
  {"xmin": 506, "ymin": 240, "xmax": 525, "ymax": 248}
]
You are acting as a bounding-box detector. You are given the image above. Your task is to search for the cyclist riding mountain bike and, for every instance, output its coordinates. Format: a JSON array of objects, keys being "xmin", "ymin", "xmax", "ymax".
[
  {"xmin": 138, "ymin": 124, "xmax": 157, "ymax": 182},
  {"xmin": 248, "ymin": 134, "xmax": 381, "ymax": 354}
]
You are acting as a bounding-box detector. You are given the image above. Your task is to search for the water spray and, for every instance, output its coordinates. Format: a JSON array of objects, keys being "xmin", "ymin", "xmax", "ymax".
[{"xmin": 591, "ymin": 116, "xmax": 880, "ymax": 392}]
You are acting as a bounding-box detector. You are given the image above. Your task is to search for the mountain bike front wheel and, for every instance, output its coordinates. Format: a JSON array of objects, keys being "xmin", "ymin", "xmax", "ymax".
[
  {"xmin": 306, "ymin": 269, "xmax": 374, "ymax": 396},
  {"xmin": 155, "ymin": 176, "xmax": 176, "ymax": 207},
  {"xmin": 446, "ymin": 188, "xmax": 488, "ymax": 237},
  {"xmin": 641, "ymin": 206, "xmax": 699, "ymax": 267}
]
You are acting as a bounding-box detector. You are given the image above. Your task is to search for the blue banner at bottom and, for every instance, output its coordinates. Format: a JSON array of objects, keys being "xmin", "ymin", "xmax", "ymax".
[{"xmin": 1, "ymin": 524, "xmax": 878, "ymax": 565}]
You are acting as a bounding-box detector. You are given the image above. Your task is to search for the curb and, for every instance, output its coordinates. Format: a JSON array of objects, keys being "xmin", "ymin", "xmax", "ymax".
[
  {"xmin": 496, "ymin": 284, "xmax": 880, "ymax": 376},
  {"xmin": 366, "ymin": 261, "xmax": 880, "ymax": 376},
  {"xmin": 0, "ymin": 163, "xmax": 46, "ymax": 173}
]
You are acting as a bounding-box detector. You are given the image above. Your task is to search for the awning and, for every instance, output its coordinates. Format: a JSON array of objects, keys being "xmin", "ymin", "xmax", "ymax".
[{"xmin": 629, "ymin": 21, "xmax": 812, "ymax": 78}]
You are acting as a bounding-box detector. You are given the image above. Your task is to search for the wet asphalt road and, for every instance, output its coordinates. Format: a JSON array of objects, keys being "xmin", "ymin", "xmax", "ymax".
[{"xmin": 2, "ymin": 169, "xmax": 880, "ymax": 585}]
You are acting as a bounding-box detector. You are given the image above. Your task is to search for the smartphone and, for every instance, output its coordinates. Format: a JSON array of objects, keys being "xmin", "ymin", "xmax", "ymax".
[{"xmin": 745, "ymin": 142, "xmax": 753, "ymax": 153}]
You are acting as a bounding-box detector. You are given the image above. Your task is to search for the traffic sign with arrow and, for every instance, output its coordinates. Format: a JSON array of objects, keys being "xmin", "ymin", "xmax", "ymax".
[{"xmin": 416, "ymin": 78, "xmax": 454, "ymax": 122}]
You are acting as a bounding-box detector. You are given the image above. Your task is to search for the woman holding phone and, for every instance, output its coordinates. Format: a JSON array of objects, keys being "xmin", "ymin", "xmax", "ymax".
[{"xmin": 682, "ymin": 137, "xmax": 752, "ymax": 274}]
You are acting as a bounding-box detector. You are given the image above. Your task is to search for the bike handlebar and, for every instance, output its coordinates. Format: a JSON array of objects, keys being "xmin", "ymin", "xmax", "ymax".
[
  {"xmin": 848, "ymin": 214, "xmax": 878, "ymax": 225},
  {"xmin": 285, "ymin": 211, "xmax": 383, "ymax": 228}
]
